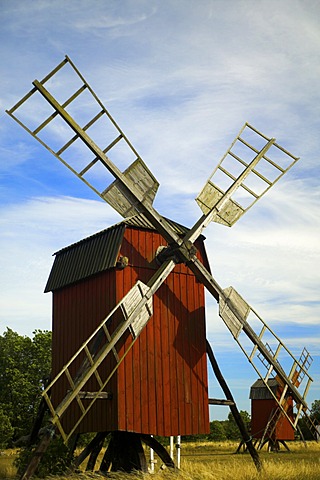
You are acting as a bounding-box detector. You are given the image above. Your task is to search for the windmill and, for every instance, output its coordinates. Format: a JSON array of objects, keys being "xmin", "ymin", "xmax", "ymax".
[
  {"xmin": 248, "ymin": 347, "xmax": 318, "ymax": 451},
  {"xmin": 6, "ymin": 56, "xmax": 314, "ymax": 476}
]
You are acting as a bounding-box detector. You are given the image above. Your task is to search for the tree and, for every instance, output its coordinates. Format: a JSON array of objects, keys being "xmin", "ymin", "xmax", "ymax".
[
  {"xmin": 0, "ymin": 328, "xmax": 52, "ymax": 442},
  {"xmin": 297, "ymin": 400, "xmax": 320, "ymax": 441},
  {"xmin": 208, "ymin": 420, "xmax": 227, "ymax": 441},
  {"xmin": 297, "ymin": 417, "xmax": 314, "ymax": 441},
  {"xmin": 0, "ymin": 407, "xmax": 14, "ymax": 448},
  {"xmin": 310, "ymin": 400, "xmax": 320, "ymax": 424},
  {"xmin": 224, "ymin": 410, "xmax": 251, "ymax": 440}
]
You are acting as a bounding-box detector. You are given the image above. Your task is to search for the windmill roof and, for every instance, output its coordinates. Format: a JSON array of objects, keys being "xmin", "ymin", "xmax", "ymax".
[
  {"xmin": 44, "ymin": 214, "xmax": 195, "ymax": 293},
  {"xmin": 249, "ymin": 378, "xmax": 280, "ymax": 400}
]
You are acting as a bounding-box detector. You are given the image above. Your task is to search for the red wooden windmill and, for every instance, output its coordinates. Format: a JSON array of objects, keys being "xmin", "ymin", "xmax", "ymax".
[
  {"xmin": 7, "ymin": 56, "xmax": 314, "ymax": 477},
  {"xmin": 45, "ymin": 216, "xmax": 210, "ymax": 439},
  {"xmin": 249, "ymin": 347, "xmax": 317, "ymax": 451}
]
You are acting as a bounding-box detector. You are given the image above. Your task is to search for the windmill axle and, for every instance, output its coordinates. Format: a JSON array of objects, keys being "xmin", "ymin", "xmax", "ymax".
[{"xmin": 156, "ymin": 241, "xmax": 198, "ymax": 265}]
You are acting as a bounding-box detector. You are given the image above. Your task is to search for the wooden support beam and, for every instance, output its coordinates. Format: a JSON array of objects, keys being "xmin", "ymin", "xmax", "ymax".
[
  {"xmin": 78, "ymin": 391, "xmax": 112, "ymax": 400},
  {"xmin": 20, "ymin": 427, "xmax": 55, "ymax": 480},
  {"xmin": 74, "ymin": 432, "xmax": 108, "ymax": 469},
  {"xmin": 140, "ymin": 434, "xmax": 175, "ymax": 469},
  {"xmin": 208, "ymin": 398, "xmax": 235, "ymax": 406},
  {"xmin": 206, "ymin": 340, "xmax": 262, "ymax": 473},
  {"xmin": 99, "ymin": 432, "xmax": 148, "ymax": 473}
]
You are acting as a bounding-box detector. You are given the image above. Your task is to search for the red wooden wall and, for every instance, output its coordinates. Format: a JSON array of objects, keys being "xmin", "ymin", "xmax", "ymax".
[
  {"xmin": 251, "ymin": 397, "xmax": 295, "ymax": 441},
  {"xmin": 51, "ymin": 225, "xmax": 210, "ymax": 437}
]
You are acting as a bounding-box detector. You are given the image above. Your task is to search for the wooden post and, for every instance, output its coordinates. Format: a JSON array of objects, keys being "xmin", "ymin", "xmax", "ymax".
[
  {"xmin": 206, "ymin": 340, "xmax": 262, "ymax": 473},
  {"xmin": 99, "ymin": 432, "xmax": 148, "ymax": 473},
  {"xmin": 74, "ymin": 432, "xmax": 108, "ymax": 468},
  {"xmin": 86, "ymin": 432, "xmax": 108, "ymax": 471},
  {"xmin": 20, "ymin": 427, "xmax": 55, "ymax": 480},
  {"xmin": 140, "ymin": 434, "xmax": 175, "ymax": 469}
]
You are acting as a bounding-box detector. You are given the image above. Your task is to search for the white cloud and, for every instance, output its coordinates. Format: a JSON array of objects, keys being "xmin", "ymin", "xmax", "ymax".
[{"xmin": 0, "ymin": 196, "xmax": 120, "ymax": 336}]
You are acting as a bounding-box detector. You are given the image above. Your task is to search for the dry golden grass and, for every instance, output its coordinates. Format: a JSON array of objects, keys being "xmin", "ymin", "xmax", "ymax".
[{"xmin": 1, "ymin": 441, "xmax": 320, "ymax": 480}]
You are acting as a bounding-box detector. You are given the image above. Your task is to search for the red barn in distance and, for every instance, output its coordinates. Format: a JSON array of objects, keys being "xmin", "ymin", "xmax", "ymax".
[{"xmin": 45, "ymin": 214, "xmax": 210, "ymax": 438}]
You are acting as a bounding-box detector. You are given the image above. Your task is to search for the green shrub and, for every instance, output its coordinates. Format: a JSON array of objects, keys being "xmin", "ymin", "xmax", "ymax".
[
  {"xmin": 15, "ymin": 436, "xmax": 73, "ymax": 478},
  {"xmin": 0, "ymin": 407, "xmax": 14, "ymax": 448}
]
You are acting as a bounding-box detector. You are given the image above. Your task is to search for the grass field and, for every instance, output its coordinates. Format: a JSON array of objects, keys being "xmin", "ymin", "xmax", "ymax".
[{"xmin": 1, "ymin": 441, "xmax": 320, "ymax": 480}]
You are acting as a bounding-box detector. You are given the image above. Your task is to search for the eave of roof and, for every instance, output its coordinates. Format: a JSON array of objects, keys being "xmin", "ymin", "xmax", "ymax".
[
  {"xmin": 44, "ymin": 214, "xmax": 197, "ymax": 293},
  {"xmin": 44, "ymin": 223, "xmax": 125, "ymax": 292}
]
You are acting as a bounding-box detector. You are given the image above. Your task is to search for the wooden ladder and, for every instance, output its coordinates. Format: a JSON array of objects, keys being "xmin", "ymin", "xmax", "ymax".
[
  {"xmin": 42, "ymin": 280, "xmax": 153, "ymax": 442},
  {"xmin": 257, "ymin": 406, "xmax": 283, "ymax": 449}
]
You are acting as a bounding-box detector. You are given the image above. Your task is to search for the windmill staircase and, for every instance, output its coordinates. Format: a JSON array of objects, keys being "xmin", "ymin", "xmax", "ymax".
[{"xmin": 42, "ymin": 279, "xmax": 155, "ymax": 442}]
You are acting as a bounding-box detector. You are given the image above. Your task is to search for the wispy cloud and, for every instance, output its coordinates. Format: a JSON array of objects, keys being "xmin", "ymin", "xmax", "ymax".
[{"xmin": 0, "ymin": 196, "xmax": 120, "ymax": 335}]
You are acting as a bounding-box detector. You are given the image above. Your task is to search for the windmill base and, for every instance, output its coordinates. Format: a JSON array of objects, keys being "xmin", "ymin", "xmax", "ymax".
[
  {"xmin": 75, "ymin": 431, "xmax": 176, "ymax": 474},
  {"xmin": 258, "ymin": 438, "xmax": 291, "ymax": 452},
  {"xmin": 99, "ymin": 431, "xmax": 147, "ymax": 472},
  {"xmin": 236, "ymin": 438, "xmax": 291, "ymax": 453}
]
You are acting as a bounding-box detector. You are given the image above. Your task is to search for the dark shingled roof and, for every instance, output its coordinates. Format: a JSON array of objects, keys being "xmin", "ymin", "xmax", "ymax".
[
  {"xmin": 45, "ymin": 214, "xmax": 193, "ymax": 293},
  {"xmin": 249, "ymin": 378, "xmax": 280, "ymax": 400}
]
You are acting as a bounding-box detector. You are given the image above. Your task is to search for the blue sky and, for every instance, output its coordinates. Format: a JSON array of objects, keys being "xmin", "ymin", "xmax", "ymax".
[{"xmin": 0, "ymin": 0, "xmax": 319, "ymax": 421}]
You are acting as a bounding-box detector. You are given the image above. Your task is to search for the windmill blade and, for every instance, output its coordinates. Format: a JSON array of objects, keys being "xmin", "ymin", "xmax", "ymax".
[
  {"xmin": 6, "ymin": 56, "xmax": 191, "ymax": 251},
  {"xmin": 196, "ymin": 122, "xmax": 299, "ymax": 227},
  {"xmin": 218, "ymin": 285, "xmax": 312, "ymax": 427},
  {"xmin": 6, "ymin": 57, "xmax": 160, "ymax": 221},
  {"xmin": 291, "ymin": 347, "xmax": 313, "ymax": 389}
]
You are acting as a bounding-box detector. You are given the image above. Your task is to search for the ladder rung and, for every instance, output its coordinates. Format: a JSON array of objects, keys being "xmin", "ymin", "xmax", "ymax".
[
  {"xmin": 245, "ymin": 123, "xmax": 271, "ymax": 141},
  {"xmin": 238, "ymin": 136, "xmax": 285, "ymax": 175},
  {"xmin": 65, "ymin": 367, "xmax": 76, "ymax": 390},
  {"xmin": 226, "ymin": 150, "xmax": 248, "ymax": 169},
  {"xmin": 75, "ymin": 396, "xmax": 86, "ymax": 414},
  {"xmin": 252, "ymin": 168, "xmax": 273, "ymax": 187},
  {"xmin": 84, "ymin": 345, "xmax": 94, "ymax": 365},
  {"xmin": 56, "ymin": 110, "xmax": 104, "ymax": 155},
  {"xmin": 33, "ymin": 85, "xmax": 87, "ymax": 135},
  {"xmin": 79, "ymin": 134, "xmax": 123, "ymax": 177},
  {"xmin": 218, "ymin": 160, "xmax": 260, "ymax": 199},
  {"xmin": 279, "ymin": 384, "xmax": 288, "ymax": 405},
  {"xmin": 218, "ymin": 165, "xmax": 237, "ymax": 183},
  {"xmin": 41, "ymin": 57, "xmax": 69, "ymax": 86},
  {"xmin": 7, "ymin": 86, "xmax": 37, "ymax": 114},
  {"xmin": 250, "ymin": 325, "xmax": 267, "ymax": 360},
  {"xmin": 102, "ymin": 323, "xmax": 120, "ymax": 363},
  {"xmin": 238, "ymin": 134, "xmax": 288, "ymax": 176},
  {"xmin": 93, "ymin": 370, "xmax": 104, "ymax": 389},
  {"xmin": 84, "ymin": 345, "xmax": 104, "ymax": 388},
  {"xmin": 245, "ymin": 123, "xmax": 294, "ymax": 160},
  {"xmin": 228, "ymin": 145, "xmax": 275, "ymax": 187},
  {"xmin": 294, "ymin": 404, "xmax": 304, "ymax": 427},
  {"xmin": 258, "ymin": 325, "xmax": 267, "ymax": 339},
  {"xmin": 42, "ymin": 391, "xmax": 57, "ymax": 420},
  {"xmin": 65, "ymin": 369, "xmax": 86, "ymax": 415},
  {"xmin": 273, "ymin": 343, "xmax": 282, "ymax": 361},
  {"xmin": 79, "ymin": 158, "xmax": 98, "ymax": 177},
  {"xmin": 7, "ymin": 58, "xmax": 69, "ymax": 115},
  {"xmin": 249, "ymin": 345, "xmax": 258, "ymax": 361},
  {"xmin": 264, "ymin": 364, "xmax": 274, "ymax": 382}
]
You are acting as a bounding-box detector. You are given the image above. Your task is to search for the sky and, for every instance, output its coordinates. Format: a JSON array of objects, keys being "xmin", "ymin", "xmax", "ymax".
[{"xmin": 0, "ymin": 0, "xmax": 319, "ymax": 422}]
